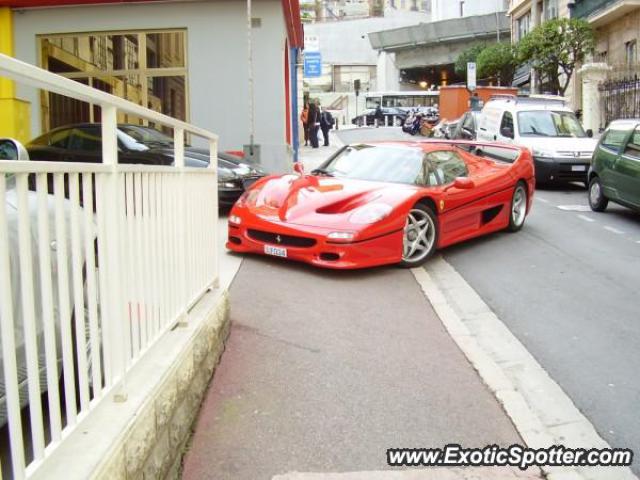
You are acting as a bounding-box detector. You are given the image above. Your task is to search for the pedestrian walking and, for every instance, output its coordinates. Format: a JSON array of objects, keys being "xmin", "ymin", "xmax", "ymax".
[
  {"xmin": 320, "ymin": 107, "xmax": 334, "ymax": 146},
  {"xmin": 308, "ymin": 102, "xmax": 320, "ymax": 148},
  {"xmin": 469, "ymin": 92, "xmax": 482, "ymax": 112},
  {"xmin": 300, "ymin": 103, "xmax": 309, "ymax": 146},
  {"xmin": 374, "ymin": 104, "xmax": 384, "ymax": 127}
]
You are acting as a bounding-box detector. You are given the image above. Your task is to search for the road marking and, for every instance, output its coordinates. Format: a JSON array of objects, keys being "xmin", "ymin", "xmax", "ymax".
[
  {"xmin": 536, "ymin": 197, "xmax": 550, "ymax": 204},
  {"xmin": 411, "ymin": 258, "xmax": 638, "ymax": 480},
  {"xmin": 577, "ymin": 214, "xmax": 595, "ymax": 223},
  {"xmin": 557, "ymin": 205, "xmax": 591, "ymax": 212},
  {"xmin": 604, "ymin": 226, "xmax": 625, "ymax": 235}
]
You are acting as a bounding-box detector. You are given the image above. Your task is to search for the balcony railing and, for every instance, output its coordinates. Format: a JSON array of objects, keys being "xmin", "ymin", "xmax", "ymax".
[
  {"xmin": 570, "ymin": 0, "xmax": 617, "ymax": 19},
  {"xmin": 0, "ymin": 53, "xmax": 219, "ymax": 479}
]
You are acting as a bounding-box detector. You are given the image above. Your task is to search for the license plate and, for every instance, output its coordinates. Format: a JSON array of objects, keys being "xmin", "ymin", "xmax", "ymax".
[
  {"xmin": 264, "ymin": 245, "xmax": 287, "ymax": 258},
  {"xmin": 572, "ymin": 165, "xmax": 587, "ymax": 172}
]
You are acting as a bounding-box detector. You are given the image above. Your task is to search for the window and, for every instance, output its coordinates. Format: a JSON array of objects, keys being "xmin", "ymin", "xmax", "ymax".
[
  {"xmin": 425, "ymin": 150, "xmax": 468, "ymax": 185},
  {"xmin": 625, "ymin": 40, "xmax": 637, "ymax": 66},
  {"xmin": 39, "ymin": 30, "xmax": 188, "ymax": 132},
  {"xmin": 516, "ymin": 13, "xmax": 530, "ymax": 41},
  {"xmin": 601, "ymin": 127, "xmax": 629, "ymax": 151},
  {"xmin": 69, "ymin": 127, "xmax": 102, "ymax": 152},
  {"xmin": 500, "ymin": 112, "xmax": 514, "ymax": 137},
  {"xmin": 544, "ymin": 0, "xmax": 558, "ymax": 20},
  {"xmin": 49, "ymin": 128, "xmax": 73, "ymax": 149},
  {"xmin": 517, "ymin": 111, "xmax": 586, "ymax": 138},
  {"xmin": 623, "ymin": 127, "xmax": 640, "ymax": 158}
]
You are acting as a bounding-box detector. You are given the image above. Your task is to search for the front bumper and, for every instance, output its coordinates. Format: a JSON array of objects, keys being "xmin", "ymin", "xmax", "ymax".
[
  {"xmin": 226, "ymin": 214, "xmax": 403, "ymax": 269},
  {"xmin": 534, "ymin": 156, "xmax": 590, "ymax": 184}
]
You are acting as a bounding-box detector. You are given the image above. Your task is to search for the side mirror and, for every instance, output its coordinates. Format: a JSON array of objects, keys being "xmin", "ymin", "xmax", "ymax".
[
  {"xmin": 500, "ymin": 127, "xmax": 514, "ymax": 139},
  {"xmin": 586, "ymin": 129, "xmax": 593, "ymax": 138},
  {"xmin": 293, "ymin": 162, "xmax": 305, "ymax": 176},
  {"xmin": 0, "ymin": 138, "xmax": 30, "ymax": 161},
  {"xmin": 453, "ymin": 177, "xmax": 474, "ymax": 190}
]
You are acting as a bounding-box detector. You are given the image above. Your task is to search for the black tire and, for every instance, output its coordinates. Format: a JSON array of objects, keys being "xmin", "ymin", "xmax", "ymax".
[
  {"xmin": 399, "ymin": 203, "xmax": 439, "ymax": 268},
  {"xmin": 507, "ymin": 182, "xmax": 528, "ymax": 232},
  {"xmin": 588, "ymin": 176, "xmax": 608, "ymax": 212}
]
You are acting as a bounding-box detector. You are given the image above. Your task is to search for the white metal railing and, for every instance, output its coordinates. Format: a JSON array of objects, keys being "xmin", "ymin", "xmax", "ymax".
[{"xmin": 0, "ymin": 54, "xmax": 219, "ymax": 479}]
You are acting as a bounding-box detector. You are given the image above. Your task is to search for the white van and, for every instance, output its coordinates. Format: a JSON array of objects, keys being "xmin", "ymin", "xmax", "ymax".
[{"xmin": 476, "ymin": 95, "xmax": 598, "ymax": 184}]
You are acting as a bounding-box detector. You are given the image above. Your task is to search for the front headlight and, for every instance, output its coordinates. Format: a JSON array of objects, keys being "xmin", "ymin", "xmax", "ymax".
[
  {"xmin": 219, "ymin": 179, "xmax": 237, "ymax": 189},
  {"xmin": 349, "ymin": 203, "xmax": 393, "ymax": 224},
  {"xmin": 229, "ymin": 215, "xmax": 242, "ymax": 225},
  {"xmin": 327, "ymin": 231, "xmax": 355, "ymax": 242},
  {"xmin": 532, "ymin": 147, "xmax": 554, "ymax": 158}
]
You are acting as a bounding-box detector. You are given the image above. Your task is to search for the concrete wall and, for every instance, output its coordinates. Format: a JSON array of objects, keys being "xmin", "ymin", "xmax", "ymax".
[
  {"xmin": 12, "ymin": 0, "xmax": 291, "ymax": 173},
  {"xmin": 32, "ymin": 289, "xmax": 230, "ymax": 480}
]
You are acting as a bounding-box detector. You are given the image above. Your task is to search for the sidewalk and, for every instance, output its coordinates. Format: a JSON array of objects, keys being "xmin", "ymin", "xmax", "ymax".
[{"xmin": 181, "ymin": 135, "xmax": 538, "ymax": 480}]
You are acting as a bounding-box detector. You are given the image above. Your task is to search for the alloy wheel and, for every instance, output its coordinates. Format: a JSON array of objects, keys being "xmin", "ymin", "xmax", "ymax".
[
  {"xmin": 511, "ymin": 185, "xmax": 527, "ymax": 228},
  {"xmin": 402, "ymin": 208, "xmax": 436, "ymax": 263}
]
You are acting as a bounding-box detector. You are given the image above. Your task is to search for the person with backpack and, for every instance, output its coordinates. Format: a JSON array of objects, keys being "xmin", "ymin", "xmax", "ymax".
[{"xmin": 320, "ymin": 107, "xmax": 334, "ymax": 146}]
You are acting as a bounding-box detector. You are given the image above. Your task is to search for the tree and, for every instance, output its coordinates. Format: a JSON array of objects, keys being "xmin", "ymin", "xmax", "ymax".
[
  {"xmin": 517, "ymin": 18, "xmax": 595, "ymax": 96},
  {"xmin": 455, "ymin": 44, "xmax": 486, "ymax": 80},
  {"xmin": 477, "ymin": 43, "xmax": 518, "ymax": 86}
]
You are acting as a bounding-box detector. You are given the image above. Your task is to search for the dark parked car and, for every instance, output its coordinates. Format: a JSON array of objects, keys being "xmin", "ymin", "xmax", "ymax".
[
  {"xmin": 26, "ymin": 123, "xmax": 266, "ymax": 206},
  {"xmin": 352, "ymin": 107, "xmax": 407, "ymax": 127},
  {"xmin": 451, "ymin": 111, "xmax": 481, "ymax": 140},
  {"xmin": 588, "ymin": 119, "xmax": 640, "ymax": 213}
]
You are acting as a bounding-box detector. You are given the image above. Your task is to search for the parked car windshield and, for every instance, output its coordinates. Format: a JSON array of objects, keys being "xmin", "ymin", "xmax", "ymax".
[
  {"xmin": 317, "ymin": 145, "xmax": 428, "ymax": 185},
  {"xmin": 518, "ymin": 111, "xmax": 586, "ymax": 138},
  {"xmin": 119, "ymin": 125, "xmax": 174, "ymax": 146}
]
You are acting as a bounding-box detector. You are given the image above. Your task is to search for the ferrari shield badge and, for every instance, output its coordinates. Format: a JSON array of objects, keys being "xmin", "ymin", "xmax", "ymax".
[{"xmin": 439, "ymin": 199, "xmax": 445, "ymax": 211}]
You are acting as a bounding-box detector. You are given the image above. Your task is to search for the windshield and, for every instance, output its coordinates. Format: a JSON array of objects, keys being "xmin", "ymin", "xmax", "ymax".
[
  {"xmin": 317, "ymin": 145, "xmax": 428, "ymax": 185},
  {"xmin": 119, "ymin": 125, "xmax": 174, "ymax": 146},
  {"xmin": 518, "ymin": 111, "xmax": 586, "ymax": 138}
]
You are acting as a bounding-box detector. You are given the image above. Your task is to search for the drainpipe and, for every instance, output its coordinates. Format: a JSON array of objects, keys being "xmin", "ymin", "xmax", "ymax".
[
  {"xmin": 291, "ymin": 46, "xmax": 300, "ymax": 162},
  {"xmin": 530, "ymin": 0, "xmax": 539, "ymax": 94},
  {"xmin": 247, "ymin": 0, "xmax": 255, "ymax": 156}
]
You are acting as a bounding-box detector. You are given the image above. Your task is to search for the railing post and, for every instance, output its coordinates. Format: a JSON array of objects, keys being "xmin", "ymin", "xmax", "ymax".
[
  {"xmin": 101, "ymin": 105, "xmax": 128, "ymax": 402},
  {"xmin": 174, "ymin": 128, "xmax": 189, "ymax": 327},
  {"xmin": 209, "ymin": 138, "xmax": 219, "ymax": 289}
]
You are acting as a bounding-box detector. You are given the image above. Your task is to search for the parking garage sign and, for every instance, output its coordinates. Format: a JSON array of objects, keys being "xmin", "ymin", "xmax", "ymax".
[{"xmin": 304, "ymin": 51, "xmax": 322, "ymax": 78}]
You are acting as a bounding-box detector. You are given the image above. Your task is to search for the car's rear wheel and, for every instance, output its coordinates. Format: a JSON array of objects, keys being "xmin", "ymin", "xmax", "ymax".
[
  {"xmin": 508, "ymin": 182, "xmax": 528, "ymax": 232},
  {"xmin": 588, "ymin": 176, "xmax": 608, "ymax": 212},
  {"xmin": 400, "ymin": 204, "xmax": 438, "ymax": 268}
]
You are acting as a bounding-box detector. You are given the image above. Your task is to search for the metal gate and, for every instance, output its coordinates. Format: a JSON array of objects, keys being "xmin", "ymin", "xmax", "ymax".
[{"xmin": 599, "ymin": 76, "xmax": 640, "ymax": 127}]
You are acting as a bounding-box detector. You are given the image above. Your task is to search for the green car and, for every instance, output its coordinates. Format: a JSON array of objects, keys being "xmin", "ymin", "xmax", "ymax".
[{"xmin": 588, "ymin": 119, "xmax": 640, "ymax": 212}]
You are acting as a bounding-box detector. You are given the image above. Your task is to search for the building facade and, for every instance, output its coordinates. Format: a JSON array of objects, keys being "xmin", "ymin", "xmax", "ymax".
[
  {"xmin": 571, "ymin": 0, "xmax": 640, "ymax": 131},
  {"xmin": 0, "ymin": 0, "xmax": 303, "ymax": 173}
]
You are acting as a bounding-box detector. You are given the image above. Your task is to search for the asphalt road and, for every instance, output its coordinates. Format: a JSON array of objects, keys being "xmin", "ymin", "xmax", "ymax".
[{"xmin": 336, "ymin": 127, "xmax": 640, "ymax": 474}]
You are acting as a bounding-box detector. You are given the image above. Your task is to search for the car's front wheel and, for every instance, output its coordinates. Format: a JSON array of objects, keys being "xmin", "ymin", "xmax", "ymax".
[
  {"xmin": 400, "ymin": 204, "xmax": 438, "ymax": 268},
  {"xmin": 588, "ymin": 176, "xmax": 609, "ymax": 212},
  {"xmin": 507, "ymin": 182, "xmax": 528, "ymax": 232}
]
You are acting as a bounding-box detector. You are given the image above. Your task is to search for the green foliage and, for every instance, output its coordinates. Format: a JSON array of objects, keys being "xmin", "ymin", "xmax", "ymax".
[
  {"xmin": 477, "ymin": 43, "xmax": 518, "ymax": 85},
  {"xmin": 517, "ymin": 18, "xmax": 595, "ymax": 96},
  {"xmin": 455, "ymin": 44, "xmax": 486, "ymax": 79}
]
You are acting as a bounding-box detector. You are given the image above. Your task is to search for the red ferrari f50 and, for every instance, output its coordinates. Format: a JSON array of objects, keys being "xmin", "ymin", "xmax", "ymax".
[{"xmin": 226, "ymin": 141, "xmax": 534, "ymax": 269}]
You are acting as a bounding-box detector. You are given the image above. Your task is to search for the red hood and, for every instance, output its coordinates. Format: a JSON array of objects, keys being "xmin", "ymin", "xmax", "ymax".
[{"xmin": 242, "ymin": 174, "xmax": 419, "ymax": 228}]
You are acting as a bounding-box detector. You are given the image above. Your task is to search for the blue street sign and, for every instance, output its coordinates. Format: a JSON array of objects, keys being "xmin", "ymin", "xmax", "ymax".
[{"xmin": 304, "ymin": 51, "xmax": 322, "ymax": 78}]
